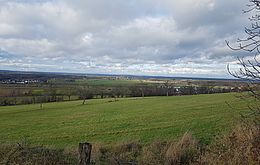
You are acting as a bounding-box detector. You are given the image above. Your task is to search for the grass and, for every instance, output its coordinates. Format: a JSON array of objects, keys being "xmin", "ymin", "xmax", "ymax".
[
  {"xmin": 0, "ymin": 93, "xmax": 249, "ymax": 149},
  {"xmin": 75, "ymin": 79, "xmax": 140, "ymax": 86}
]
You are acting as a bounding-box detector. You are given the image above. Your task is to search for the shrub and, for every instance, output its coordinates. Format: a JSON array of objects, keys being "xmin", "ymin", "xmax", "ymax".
[
  {"xmin": 165, "ymin": 133, "xmax": 199, "ymax": 165},
  {"xmin": 201, "ymin": 124, "xmax": 260, "ymax": 165},
  {"xmin": 92, "ymin": 142, "xmax": 142, "ymax": 165},
  {"xmin": 0, "ymin": 142, "xmax": 77, "ymax": 165},
  {"xmin": 139, "ymin": 133, "xmax": 200, "ymax": 165},
  {"xmin": 139, "ymin": 140, "xmax": 168, "ymax": 165}
]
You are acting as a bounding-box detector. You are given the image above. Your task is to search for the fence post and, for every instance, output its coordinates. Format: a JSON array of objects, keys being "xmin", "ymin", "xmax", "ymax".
[{"xmin": 78, "ymin": 142, "xmax": 92, "ymax": 165}]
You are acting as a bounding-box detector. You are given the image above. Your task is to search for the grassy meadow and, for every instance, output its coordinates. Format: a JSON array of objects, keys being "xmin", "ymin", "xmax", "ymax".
[
  {"xmin": 0, "ymin": 93, "xmax": 249, "ymax": 149},
  {"xmin": 75, "ymin": 78, "xmax": 140, "ymax": 86}
]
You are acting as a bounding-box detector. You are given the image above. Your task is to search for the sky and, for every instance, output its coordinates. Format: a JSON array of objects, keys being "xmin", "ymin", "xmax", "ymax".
[{"xmin": 0, "ymin": 0, "xmax": 253, "ymax": 78}]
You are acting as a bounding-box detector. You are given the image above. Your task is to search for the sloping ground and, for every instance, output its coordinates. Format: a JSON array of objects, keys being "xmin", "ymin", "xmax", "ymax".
[{"xmin": 0, "ymin": 93, "xmax": 249, "ymax": 148}]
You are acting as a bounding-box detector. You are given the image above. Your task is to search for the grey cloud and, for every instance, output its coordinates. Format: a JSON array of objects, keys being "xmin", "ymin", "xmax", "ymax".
[{"xmin": 0, "ymin": 0, "xmax": 253, "ymax": 78}]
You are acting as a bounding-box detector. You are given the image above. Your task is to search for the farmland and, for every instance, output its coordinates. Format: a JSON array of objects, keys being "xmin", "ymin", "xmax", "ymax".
[
  {"xmin": 0, "ymin": 93, "xmax": 249, "ymax": 149},
  {"xmin": 1, "ymin": 70, "xmax": 248, "ymax": 107}
]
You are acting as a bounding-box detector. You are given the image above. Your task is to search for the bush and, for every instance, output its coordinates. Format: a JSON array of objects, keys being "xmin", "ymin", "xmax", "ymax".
[
  {"xmin": 92, "ymin": 142, "xmax": 141, "ymax": 165},
  {"xmin": 201, "ymin": 124, "xmax": 260, "ymax": 165},
  {"xmin": 165, "ymin": 133, "xmax": 199, "ymax": 165},
  {"xmin": 0, "ymin": 142, "xmax": 77, "ymax": 165},
  {"xmin": 0, "ymin": 97, "xmax": 14, "ymax": 106},
  {"xmin": 21, "ymin": 97, "xmax": 33, "ymax": 104},
  {"xmin": 139, "ymin": 140, "xmax": 168, "ymax": 165},
  {"xmin": 140, "ymin": 133, "xmax": 200, "ymax": 165}
]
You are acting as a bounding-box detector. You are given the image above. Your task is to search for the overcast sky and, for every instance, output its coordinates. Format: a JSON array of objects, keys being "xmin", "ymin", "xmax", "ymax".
[{"xmin": 0, "ymin": 0, "xmax": 253, "ymax": 78}]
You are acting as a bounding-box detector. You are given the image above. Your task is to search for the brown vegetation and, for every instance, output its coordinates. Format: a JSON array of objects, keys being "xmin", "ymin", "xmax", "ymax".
[
  {"xmin": 1, "ymin": 124, "xmax": 259, "ymax": 164},
  {"xmin": 201, "ymin": 124, "xmax": 260, "ymax": 165},
  {"xmin": 0, "ymin": 141, "xmax": 77, "ymax": 165}
]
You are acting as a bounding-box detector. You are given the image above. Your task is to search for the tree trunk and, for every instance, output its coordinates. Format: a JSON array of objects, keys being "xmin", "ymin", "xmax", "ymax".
[{"xmin": 78, "ymin": 143, "xmax": 92, "ymax": 165}]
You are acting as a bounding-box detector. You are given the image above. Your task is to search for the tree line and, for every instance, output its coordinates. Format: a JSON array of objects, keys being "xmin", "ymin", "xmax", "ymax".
[{"xmin": 0, "ymin": 81, "xmax": 246, "ymax": 106}]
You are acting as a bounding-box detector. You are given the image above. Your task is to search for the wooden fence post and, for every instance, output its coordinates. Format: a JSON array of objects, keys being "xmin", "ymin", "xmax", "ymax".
[{"xmin": 78, "ymin": 142, "xmax": 92, "ymax": 165}]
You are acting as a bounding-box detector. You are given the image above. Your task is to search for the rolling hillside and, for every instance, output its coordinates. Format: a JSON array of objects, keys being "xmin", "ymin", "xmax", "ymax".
[{"xmin": 0, "ymin": 93, "xmax": 249, "ymax": 149}]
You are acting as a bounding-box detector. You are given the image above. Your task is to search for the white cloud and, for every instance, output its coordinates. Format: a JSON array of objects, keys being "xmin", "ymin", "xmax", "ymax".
[{"xmin": 0, "ymin": 0, "xmax": 251, "ymax": 78}]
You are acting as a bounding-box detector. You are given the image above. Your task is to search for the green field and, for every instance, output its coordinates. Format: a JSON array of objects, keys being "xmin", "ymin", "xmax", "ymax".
[
  {"xmin": 75, "ymin": 79, "xmax": 140, "ymax": 86},
  {"xmin": 0, "ymin": 93, "xmax": 249, "ymax": 149}
]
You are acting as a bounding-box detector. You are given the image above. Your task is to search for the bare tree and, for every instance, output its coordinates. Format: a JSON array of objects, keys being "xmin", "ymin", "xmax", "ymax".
[
  {"xmin": 78, "ymin": 86, "xmax": 93, "ymax": 105},
  {"xmin": 48, "ymin": 82, "xmax": 57, "ymax": 102},
  {"xmin": 38, "ymin": 94, "xmax": 47, "ymax": 109},
  {"xmin": 139, "ymin": 80, "xmax": 145, "ymax": 98},
  {"xmin": 10, "ymin": 89, "xmax": 17, "ymax": 105},
  {"xmin": 163, "ymin": 80, "xmax": 172, "ymax": 96},
  {"xmin": 65, "ymin": 87, "xmax": 75, "ymax": 101},
  {"xmin": 226, "ymin": 0, "xmax": 260, "ymax": 123}
]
